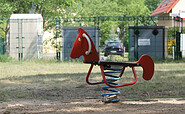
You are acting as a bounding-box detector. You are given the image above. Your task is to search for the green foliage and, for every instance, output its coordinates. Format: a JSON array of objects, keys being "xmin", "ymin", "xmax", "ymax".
[
  {"xmin": 0, "ymin": 54, "xmax": 12, "ymax": 62},
  {"xmin": 68, "ymin": 0, "xmax": 121, "ymax": 17},
  {"xmin": 0, "ymin": 19, "xmax": 8, "ymax": 39},
  {"xmin": 0, "ymin": 0, "xmax": 74, "ymax": 18},
  {"xmin": 0, "ymin": 0, "xmax": 74, "ymax": 52},
  {"xmin": 0, "ymin": 2, "xmax": 14, "ymax": 18},
  {"xmin": 168, "ymin": 27, "xmax": 185, "ymax": 38},
  {"xmin": 64, "ymin": 0, "xmax": 152, "ymax": 46},
  {"xmin": 68, "ymin": 0, "xmax": 150, "ymax": 17},
  {"xmin": 125, "ymin": 0, "xmax": 150, "ymax": 16},
  {"xmin": 144, "ymin": 0, "xmax": 163, "ymax": 13},
  {"xmin": 0, "ymin": 0, "xmax": 74, "ymax": 31},
  {"xmin": 0, "ymin": 0, "xmax": 165, "ymax": 52},
  {"xmin": 100, "ymin": 22, "xmax": 115, "ymax": 45}
]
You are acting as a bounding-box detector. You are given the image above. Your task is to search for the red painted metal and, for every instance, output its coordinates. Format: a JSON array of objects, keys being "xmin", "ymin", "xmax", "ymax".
[
  {"xmin": 86, "ymin": 64, "xmax": 127, "ymax": 86},
  {"xmin": 70, "ymin": 28, "xmax": 99, "ymax": 62},
  {"xmin": 70, "ymin": 28, "xmax": 154, "ymax": 89},
  {"xmin": 86, "ymin": 64, "xmax": 104, "ymax": 85},
  {"xmin": 137, "ymin": 55, "xmax": 154, "ymax": 80}
]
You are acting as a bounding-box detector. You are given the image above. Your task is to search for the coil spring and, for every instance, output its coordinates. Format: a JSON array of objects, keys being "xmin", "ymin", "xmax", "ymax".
[{"xmin": 101, "ymin": 68, "xmax": 122, "ymax": 103}]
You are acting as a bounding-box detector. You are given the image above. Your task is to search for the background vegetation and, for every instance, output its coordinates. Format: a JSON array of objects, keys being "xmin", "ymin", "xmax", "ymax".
[{"xmin": 0, "ymin": 0, "xmax": 163, "ymax": 47}]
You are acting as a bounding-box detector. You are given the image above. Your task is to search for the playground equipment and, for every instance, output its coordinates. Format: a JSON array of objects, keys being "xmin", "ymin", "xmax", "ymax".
[{"xmin": 70, "ymin": 28, "xmax": 154, "ymax": 103}]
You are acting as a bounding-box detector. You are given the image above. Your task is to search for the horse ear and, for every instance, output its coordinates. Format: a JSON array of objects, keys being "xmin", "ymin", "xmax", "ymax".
[{"xmin": 78, "ymin": 28, "xmax": 84, "ymax": 35}]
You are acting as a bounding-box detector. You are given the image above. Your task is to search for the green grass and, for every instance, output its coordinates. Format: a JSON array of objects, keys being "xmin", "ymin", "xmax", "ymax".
[
  {"xmin": 0, "ymin": 59, "xmax": 185, "ymax": 101},
  {"xmin": 0, "ymin": 54, "xmax": 12, "ymax": 62},
  {"xmin": 119, "ymin": 63, "xmax": 185, "ymax": 99}
]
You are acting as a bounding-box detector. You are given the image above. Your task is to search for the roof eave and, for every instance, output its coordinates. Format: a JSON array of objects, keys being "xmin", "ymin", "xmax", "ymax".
[
  {"xmin": 151, "ymin": 0, "xmax": 179, "ymax": 16},
  {"xmin": 151, "ymin": 11, "xmax": 167, "ymax": 16}
]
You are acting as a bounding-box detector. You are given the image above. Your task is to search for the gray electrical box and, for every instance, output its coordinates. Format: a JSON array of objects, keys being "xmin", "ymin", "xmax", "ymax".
[
  {"xmin": 129, "ymin": 26, "xmax": 168, "ymax": 60},
  {"xmin": 62, "ymin": 27, "xmax": 99, "ymax": 60},
  {"xmin": 9, "ymin": 14, "xmax": 43, "ymax": 60}
]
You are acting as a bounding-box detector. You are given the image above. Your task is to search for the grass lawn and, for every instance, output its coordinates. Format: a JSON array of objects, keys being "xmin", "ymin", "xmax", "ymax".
[{"xmin": 0, "ymin": 59, "xmax": 185, "ymax": 102}]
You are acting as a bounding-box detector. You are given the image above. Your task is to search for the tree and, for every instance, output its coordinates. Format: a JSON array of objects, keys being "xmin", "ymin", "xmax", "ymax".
[
  {"xmin": 64, "ymin": 0, "xmax": 151, "ymax": 46},
  {"xmin": 0, "ymin": 0, "xmax": 74, "ymax": 51},
  {"xmin": 0, "ymin": 1, "xmax": 14, "ymax": 40},
  {"xmin": 145, "ymin": 0, "xmax": 163, "ymax": 13},
  {"xmin": 124, "ymin": 0, "xmax": 150, "ymax": 16},
  {"xmin": 0, "ymin": 0, "xmax": 74, "ymax": 31},
  {"xmin": 0, "ymin": 0, "xmax": 74, "ymax": 18},
  {"xmin": 0, "ymin": 0, "xmax": 153, "ymax": 52}
]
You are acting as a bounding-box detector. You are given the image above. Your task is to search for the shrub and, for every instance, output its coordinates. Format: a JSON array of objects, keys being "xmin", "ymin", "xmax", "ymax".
[{"xmin": 0, "ymin": 54, "xmax": 12, "ymax": 62}]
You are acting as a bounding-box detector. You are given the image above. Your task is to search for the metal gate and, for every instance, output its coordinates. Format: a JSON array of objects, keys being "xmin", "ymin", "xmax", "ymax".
[
  {"xmin": 168, "ymin": 17, "xmax": 185, "ymax": 60},
  {"xmin": 1, "ymin": 15, "xmax": 184, "ymax": 61},
  {"xmin": 61, "ymin": 16, "xmax": 185, "ymax": 61}
]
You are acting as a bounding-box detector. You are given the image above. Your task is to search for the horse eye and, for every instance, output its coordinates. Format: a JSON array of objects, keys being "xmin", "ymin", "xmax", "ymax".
[{"xmin": 78, "ymin": 37, "xmax": 81, "ymax": 41}]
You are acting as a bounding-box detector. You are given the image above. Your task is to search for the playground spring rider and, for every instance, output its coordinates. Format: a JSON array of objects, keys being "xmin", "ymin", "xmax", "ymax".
[{"xmin": 70, "ymin": 28, "xmax": 154, "ymax": 103}]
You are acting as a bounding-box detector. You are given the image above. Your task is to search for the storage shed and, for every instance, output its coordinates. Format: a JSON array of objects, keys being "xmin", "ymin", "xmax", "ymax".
[{"xmin": 9, "ymin": 14, "xmax": 43, "ymax": 60}]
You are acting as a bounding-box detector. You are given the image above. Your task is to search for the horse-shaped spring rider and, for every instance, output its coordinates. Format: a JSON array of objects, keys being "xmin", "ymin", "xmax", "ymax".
[{"xmin": 70, "ymin": 28, "xmax": 154, "ymax": 103}]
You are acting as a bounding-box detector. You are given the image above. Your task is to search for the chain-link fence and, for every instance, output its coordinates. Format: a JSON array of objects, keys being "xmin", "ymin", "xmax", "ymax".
[
  {"xmin": 63, "ymin": 16, "xmax": 185, "ymax": 61},
  {"xmin": 0, "ymin": 15, "xmax": 185, "ymax": 61}
]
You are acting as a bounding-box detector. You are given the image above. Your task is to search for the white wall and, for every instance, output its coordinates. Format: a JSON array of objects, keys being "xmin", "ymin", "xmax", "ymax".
[
  {"xmin": 172, "ymin": 0, "xmax": 185, "ymax": 14},
  {"xmin": 158, "ymin": 0, "xmax": 185, "ymax": 27},
  {"xmin": 181, "ymin": 34, "xmax": 185, "ymax": 56}
]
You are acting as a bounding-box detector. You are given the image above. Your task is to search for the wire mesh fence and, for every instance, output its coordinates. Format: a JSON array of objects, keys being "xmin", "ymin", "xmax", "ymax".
[{"xmin": 0, "ymin": 15, "xmax": 185, "ymax": 61}]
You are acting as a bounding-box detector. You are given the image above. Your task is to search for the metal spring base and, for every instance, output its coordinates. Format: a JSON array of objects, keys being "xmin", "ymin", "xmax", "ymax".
[
  {"xmin": 101, "ymin": 68, "xmax": 121, "ymax": 103},
  {"xmin": 85, "ymin": 64, "xmax": 139, "ymax": 103}
]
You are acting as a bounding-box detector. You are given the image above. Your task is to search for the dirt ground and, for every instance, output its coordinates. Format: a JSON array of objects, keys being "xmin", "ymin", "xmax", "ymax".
[{"xmin": 0, "ymin": 98, "xmax": 185, "ymax": 114}]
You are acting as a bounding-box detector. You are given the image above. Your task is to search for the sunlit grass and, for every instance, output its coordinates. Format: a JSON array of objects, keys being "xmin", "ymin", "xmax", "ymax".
[{"xmin": 0, "ymin": 59, "xmax": 185, "ymax": 101}]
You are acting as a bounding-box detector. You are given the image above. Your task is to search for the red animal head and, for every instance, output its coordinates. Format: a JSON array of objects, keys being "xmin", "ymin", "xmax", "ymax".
[{"xmin": 70, "ymin": 28, "xmax": 99, "ymax": 62}]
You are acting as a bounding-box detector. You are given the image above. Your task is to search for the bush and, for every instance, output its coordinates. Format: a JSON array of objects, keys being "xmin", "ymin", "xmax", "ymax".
[{"xmin": 0, "ymin": 54, "xmax": 12, "ymax": 62}]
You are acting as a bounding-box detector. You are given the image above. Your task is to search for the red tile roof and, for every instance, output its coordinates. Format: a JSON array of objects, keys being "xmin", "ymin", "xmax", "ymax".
[{"xmin": 151, "ymin": 0, "xmax": 179, "ymax": 16}]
